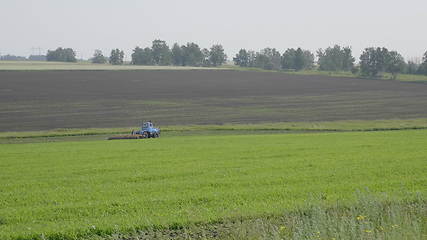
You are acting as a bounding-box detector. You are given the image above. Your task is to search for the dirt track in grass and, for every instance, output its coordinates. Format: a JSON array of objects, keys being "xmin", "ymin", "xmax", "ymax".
[{"xmin": 1, "ymin": 70, "xmax": 427, "ymax": 131}]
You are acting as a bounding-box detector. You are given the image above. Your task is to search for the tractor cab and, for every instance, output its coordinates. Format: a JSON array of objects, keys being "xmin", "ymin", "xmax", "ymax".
[
  {"xmin": 139, "ymin": 121, "xmax": 160, "ymax": 138},
  {"xmin": 142, "ymin": 121, "xmax": 154, "ymax": 130}
]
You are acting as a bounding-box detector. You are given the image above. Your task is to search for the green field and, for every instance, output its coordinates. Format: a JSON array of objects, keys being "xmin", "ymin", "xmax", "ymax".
[
  {"xmin": 277, "ymin": 69, "xmax": 427, "ymax": 82},
  {"xmin": 1, "ymin": 128, "xmax": 426, "ymax": 239},
  {"xmin": 226, "ymin": 65, "xmax": 427, "ymax": 82}
]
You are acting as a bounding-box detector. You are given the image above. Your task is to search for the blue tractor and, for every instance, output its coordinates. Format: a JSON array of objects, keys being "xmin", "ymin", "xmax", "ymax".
[
  {"xmin": 132, "ymin": 121, "xmax": 161, "ymax": 138},
  {"xmin": 108, "ymin": 121, "xmax": 160, "ymax": 140}
]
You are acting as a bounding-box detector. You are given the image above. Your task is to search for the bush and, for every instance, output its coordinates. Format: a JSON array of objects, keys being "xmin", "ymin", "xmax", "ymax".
[{"xmin": 351, "ymin": 66, "xmax": 360, "ymax": 75}]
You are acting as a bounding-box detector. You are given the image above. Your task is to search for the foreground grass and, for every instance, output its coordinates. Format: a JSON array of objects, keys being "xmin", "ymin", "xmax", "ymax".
[
  {"xmin": 110, "ymin": 193, "xmax": 426, "ymax": 240},
  {"xmin": 0, "ymin": 130, "xmax": 426, "ymax": 239},
  {"xmin": 1, "ymin": 118, "xmax": 427, "ymax": 140}
]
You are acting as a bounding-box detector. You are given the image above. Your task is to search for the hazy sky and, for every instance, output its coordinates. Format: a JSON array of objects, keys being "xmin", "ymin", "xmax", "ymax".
[{"xmin": 1, "ymin": 0, "xmax": 426, "ymax": 61}]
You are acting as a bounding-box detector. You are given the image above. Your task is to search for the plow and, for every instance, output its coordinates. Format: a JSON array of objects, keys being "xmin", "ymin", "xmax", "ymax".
[{"xmin": 108, "ymin": 121, "xmax": 160, "ymax": 140}]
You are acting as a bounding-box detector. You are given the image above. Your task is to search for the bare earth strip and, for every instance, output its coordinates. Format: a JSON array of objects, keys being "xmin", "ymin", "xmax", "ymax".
[{"xmin": 1, "ymin": 70, "xmax": 427, "ymax": 131}]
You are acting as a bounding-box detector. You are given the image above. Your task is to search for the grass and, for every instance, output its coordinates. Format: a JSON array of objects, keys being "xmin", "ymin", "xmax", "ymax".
[
  {"xmin": 0, "ymin": 61, "xmax": 218, "ymax": 71},
  {"xmin": 111, "ymin": 192, "xmax": 426, "ymax": 240},
  {"xmin": 290, "ymin": 70, "xmax": 427, "ymax": 83},
  {"xmin": 0, "ymin": 129, "xmax": 426, "ymax": 239},
  {"xmin": 2, "ymin": 118, "xmax": 427, "ymax": 140},
  {"xmin": 222, "ymin": 65, "xmax": 427, "ymax": 83}
]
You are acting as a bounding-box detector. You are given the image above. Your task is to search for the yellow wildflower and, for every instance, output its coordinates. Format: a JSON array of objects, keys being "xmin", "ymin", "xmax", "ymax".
[
  {"xmin": 365, "ymin": 229, "xmax": 372, "ymax": 233},
  {"xmin": 356, "ymin": 215, "xmax": 366, "ymax": 221}
]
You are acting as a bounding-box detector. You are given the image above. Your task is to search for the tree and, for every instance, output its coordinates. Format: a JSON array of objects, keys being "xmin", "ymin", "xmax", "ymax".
[
  {"xmin": 151, "ymin": 39, "xmax": 171, "ymax": 65},
  {"xmin": 420, "ymin": 63, "xmax": 427, "ymax": 75},
  {"xmin": 254, "ymin": 52, "xmax": 270, "ymax": 70},
  {"xmin": 91, "ymin": 50, "xmax": 107, "ymax": 64},
  {"xmin": 181, "ymin": 42, "xmax": 203, "ymax": 66},
  {"xmin": 317, "ymin": 45, "xmax": 355, "ymax": 71},
  {"xmin": 359, "ymin": 47, "xmax": 407, "ymax": 78},
  {"xmin": 294, "ymin": 48, "xmax": 305, "ymax": 71},
  {"xmin": 131, "ymin": 47, "xmax": 153, "ymax": 65},
  {"xmin": 385, "ymin": 51, "xmax": 405, "ymax": 79},
  {"xmin": 281, "ymin": 48, "xmax": 296, "ymax": 70},
  {"xmin": 109, "ymin": 49, "xmax": 124, "ymax": 65},
  {"xmin": 342, "ymin": 47, "xmax": 355, "ymax": 71},
  {"xmin": 46, "ymin": 47, "xmax": 77, "ymax": 62},
  {"xmin": 253, "ymin": 48, "xmax": 281, "ymax": 70},
  {"xmin": 233, "ymin": 49, "xmax": 249, "ymax": 67},
  {"xmin": 359, "ymin": 47, "xmax": 389, "ymax": 77},
  {"xmin": 418, "ymin": 51, "xmax": 427, "ymax": 75},
  {"xmin": 247, "ymin": 50, "xmax": 257, "ymax": 67},
  {"xmin": 302, "ymin": 49, "xmax": 315, "ymax": 70},
  {"xmin": 405, "ymin": 61, "xmax": 419, "ymax": 74},
  {"xmin": 265, "ymin": 48, "xmax": 281, "ymax": 70},
  {"xmin": 209, "ymin": 44, "xmax": 227, "ymax": 67},
  {"xmin": 282, "ymin": 48, "xmax": 313, "ymax": 71},
  {"xmin": 202, "ymin": 48, "xmax": 211, "ymax": 67},
  {"xmin": 171, "ymin": 43, "xmax": 183, "ymax": 66}
]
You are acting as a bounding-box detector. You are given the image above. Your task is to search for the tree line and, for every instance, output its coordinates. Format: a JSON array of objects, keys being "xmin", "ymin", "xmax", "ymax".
[
  {"xmin": 85, "ymin": 40, "xmax": 227, "ymax": 67},
  {"xmin": 0, "ymin": 54, "xmax": 46, "ymax": 61},
  {"xmin": 19, "ymin": 41, "xmax": 427, "ymax": 77},
  {"xmin": 233, "ymin": 48, "xmax": 315, "ymax": 71},
  {"xmin": 130, "ymin": 40, "xmax": 227, "ymax": 67},
  {"xmin": 234, "ymin": 45, "xmax": 427, "ymax": 77}
]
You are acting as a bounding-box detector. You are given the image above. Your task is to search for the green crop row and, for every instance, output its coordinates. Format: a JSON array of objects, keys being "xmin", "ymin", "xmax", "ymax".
[{"xmin": 2, "ymin": 118, "xmax": 427, "ymax": 140}]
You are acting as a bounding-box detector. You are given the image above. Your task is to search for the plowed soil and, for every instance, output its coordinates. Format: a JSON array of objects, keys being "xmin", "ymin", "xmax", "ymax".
[{"xmin": 1, "ymin": 70, "xmax": 427, "ymax": 131}]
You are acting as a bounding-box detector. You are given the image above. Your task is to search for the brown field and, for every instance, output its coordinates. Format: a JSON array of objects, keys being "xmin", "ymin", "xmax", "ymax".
[{"xmin": 1, "ymin": 70, "xmax": 427, "ymax": 131}]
